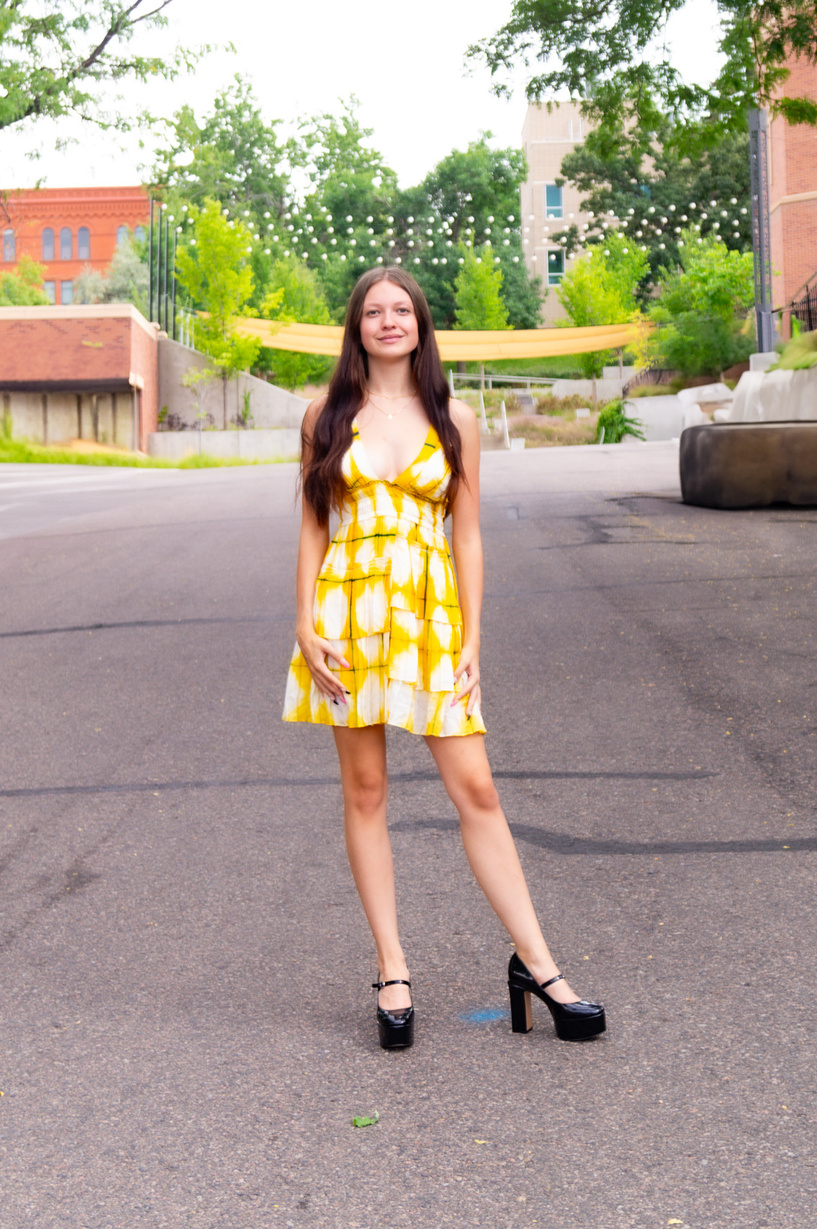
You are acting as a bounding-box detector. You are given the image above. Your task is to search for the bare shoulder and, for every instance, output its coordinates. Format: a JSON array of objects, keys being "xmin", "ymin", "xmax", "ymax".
[
  {"xmin": 448, "ymin": 397, "xmax": 479, "ymax": 443},
  {"xmin": 303, "ymin": 394, "xmax": 328, "ymax": 433}
]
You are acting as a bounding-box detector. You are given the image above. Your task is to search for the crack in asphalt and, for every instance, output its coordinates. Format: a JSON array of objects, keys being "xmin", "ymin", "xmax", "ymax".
[
  {"xmin": 0, "ymin": 769, "xmax": 716, "ymax": 800},
  {"xmin": 0, "ymin": 615, "xmax": 291, "ymax": 638}
]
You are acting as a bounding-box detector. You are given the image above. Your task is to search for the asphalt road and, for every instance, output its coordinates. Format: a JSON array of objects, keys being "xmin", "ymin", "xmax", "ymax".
[{"xmin": 1, "ymin": 445, "xmax": 815, "ymax": 1229}]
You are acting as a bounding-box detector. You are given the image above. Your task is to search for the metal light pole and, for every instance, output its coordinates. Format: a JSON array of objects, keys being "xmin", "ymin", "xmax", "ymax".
[
  {"xmin": 147, "ymin": 197, "xmax": 155, "ymax": 324},
  {"xmin": 749, "ymin": 109, "xmax": 775, "ymax": 351},
  {"xmin": 156, "ymin": 207, "xmax": 164, "ymax": 331},
  {"xmin": 170, "ymin": 226, "xmax": 178, "ymax": 341}
]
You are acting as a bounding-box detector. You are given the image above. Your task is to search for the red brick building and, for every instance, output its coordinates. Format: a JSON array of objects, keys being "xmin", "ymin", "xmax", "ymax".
[
  {"xmin": 0, "ymin": 185, "xmax": 150, "ymax": 305},
  {"xmin": 770, "ymin": 58, "xmax": 817, "ymax": 329},
  {"xmin": 0, "ymin": 305, "xmax": 158, "ymax": 451}
]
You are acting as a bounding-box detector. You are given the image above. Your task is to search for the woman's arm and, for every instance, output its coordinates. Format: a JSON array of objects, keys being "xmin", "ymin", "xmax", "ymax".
[
  {"xmin": 448, "ymin": 399, "xmax": 484, "ymax": 717},
  {"xmin": 294, "ymin": 399, "xmax": 351, "ymax": 703}
]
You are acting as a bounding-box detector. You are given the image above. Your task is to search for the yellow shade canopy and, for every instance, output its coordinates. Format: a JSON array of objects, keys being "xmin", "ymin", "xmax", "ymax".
[{"xmin": 232, "ymin": 318, "xmax": 646, "ymax": 360}]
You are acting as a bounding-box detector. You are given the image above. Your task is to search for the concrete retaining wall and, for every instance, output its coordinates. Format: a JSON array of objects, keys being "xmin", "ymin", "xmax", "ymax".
[
  {"xmin": 726, "ymin": 366, "xmax": 817, "ymax": 422},
  {"xmin": 624, "ymin": 395, "xmax": 685, "ymax": 442},
  {"xmin": 147, "ymin": 427, "xmax": 301, "ymax": 462},
  {"xmin": 551, "ymin": 377, "xmax": 629, "ymax": 401},
  {"xmin": 158, "ymin": 338, "xmax": 308, "ymax": 431},
  {"xmin": 1, "ymin": 388, "xmax": 137, "ymax": 448}
]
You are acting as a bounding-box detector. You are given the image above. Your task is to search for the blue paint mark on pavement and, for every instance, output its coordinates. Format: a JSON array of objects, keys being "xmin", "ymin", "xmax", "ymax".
[{"xmin": 460, "ymin": 1008, "xmax": 510, "ymax": 1023}]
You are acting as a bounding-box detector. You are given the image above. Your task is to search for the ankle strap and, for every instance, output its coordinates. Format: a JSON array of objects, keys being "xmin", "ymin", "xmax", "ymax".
[
  {"xmin": 541, "ymin": 972, "xmax": 564, "ymax": 989},
  {"xmin": 372, "ymin": 978, "xmax": 411, "ymax": 990}
]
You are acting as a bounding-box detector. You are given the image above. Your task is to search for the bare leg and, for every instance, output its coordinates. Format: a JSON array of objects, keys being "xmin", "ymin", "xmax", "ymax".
[
  {"xmin": 333, "ymin": 725, "xmax": 411, "ymax": 1011},
  {"xmin": 424, "ymin": 732, "xmax": 580, "ymax": 1004}
]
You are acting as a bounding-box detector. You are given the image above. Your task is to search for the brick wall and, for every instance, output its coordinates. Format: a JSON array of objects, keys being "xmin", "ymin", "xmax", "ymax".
[
  {"xmin": 0, "ymin": 304, "xmax": 158, "ymax": 450},
  {"xmin": 770, "ymin": 57, "xmax": 817, "ymax": 316},
  {"xmin": 1, "ymin": 185, "xmax": 150, "ymax": 305}
]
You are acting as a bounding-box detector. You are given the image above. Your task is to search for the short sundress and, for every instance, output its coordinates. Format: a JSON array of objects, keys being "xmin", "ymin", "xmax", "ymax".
[{"xmin": 282, "ymin": 419, "xmax": 486, "ymax": 737}]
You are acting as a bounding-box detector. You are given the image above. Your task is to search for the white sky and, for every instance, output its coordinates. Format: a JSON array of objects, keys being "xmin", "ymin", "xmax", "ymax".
[{"xmin": 3, "ymin": 0, "xmax": 725, "ymax": 192}]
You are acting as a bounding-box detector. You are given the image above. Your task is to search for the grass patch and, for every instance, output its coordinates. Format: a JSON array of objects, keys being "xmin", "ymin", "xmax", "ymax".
[
  {"xmin": 533, "ymin": 392, "xmax": 592, "ymax": 416},
  {"xmin": 448, "ymin": 355, "xmax": 589, "ymax": 380},
  {"xmin": 0, "ymin": 438, "xmax": 296, "ymax": 468},
  {"xmin": 508, "ymin": 414, "xmax": 598, "ymax": 447},
  {"xmin": 628, "ymin": 383, "xmax": 677, "ymax": 399},
  {"xmin": 458, "ymin": 389, "xmax": 524, "ymax": 412}
]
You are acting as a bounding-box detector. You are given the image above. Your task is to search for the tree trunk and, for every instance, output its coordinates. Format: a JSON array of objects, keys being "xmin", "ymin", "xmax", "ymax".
[{"xmin": 222, "ymin": 371, "xmax": 227, "ymax": 430}]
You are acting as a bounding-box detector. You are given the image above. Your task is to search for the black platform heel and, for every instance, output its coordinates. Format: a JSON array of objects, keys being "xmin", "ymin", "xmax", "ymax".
[
  {"xmin": 508, "ymin": 952, "xmax": 606, "ymax": 1041},
  {"xmin": 372, "ymin": 977, "xmax": 414, "ymax": 1050}
]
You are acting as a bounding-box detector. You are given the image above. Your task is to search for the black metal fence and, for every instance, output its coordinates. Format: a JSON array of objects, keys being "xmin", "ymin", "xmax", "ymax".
[{"xmin": 790, "ymin": 280, "xmax": 817, "ymax": 333}]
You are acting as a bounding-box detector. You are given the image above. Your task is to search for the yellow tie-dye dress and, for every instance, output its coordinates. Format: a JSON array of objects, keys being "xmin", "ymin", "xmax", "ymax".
[{"xmin": 283, "ymin": 420, "xmax": 486, "ymax": 737}]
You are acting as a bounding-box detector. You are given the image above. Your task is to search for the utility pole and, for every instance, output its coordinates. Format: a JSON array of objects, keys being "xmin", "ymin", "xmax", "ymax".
[{"xmin": 749, "ymin": 109, "xmax": 775, "ymax": 352}]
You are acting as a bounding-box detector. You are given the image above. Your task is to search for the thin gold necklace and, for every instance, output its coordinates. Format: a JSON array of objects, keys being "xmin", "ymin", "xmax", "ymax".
[{"xmin": 367, "ymin": 391, "xmax": 417, "ymax": 420}]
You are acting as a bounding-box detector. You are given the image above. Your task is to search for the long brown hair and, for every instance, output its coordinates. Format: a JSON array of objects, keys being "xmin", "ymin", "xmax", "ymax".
[{"xmin": 302, "ymin": 266, "xmax": 464, "ymax": 525}]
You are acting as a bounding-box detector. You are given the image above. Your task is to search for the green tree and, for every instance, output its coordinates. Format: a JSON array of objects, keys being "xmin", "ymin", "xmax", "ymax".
[
  {"xmin": 393, "ymin": 136, "xmax": 542, "ymax": 327},
  {"xmin": 469, "ymin": 0, "xmax": 817, "ymax": 148},
  {"xmin": 557, "ymin": 234, "xmax": 647, "ymax": 394},
  {"xmin": 253, "ymin": 254, "xmax": 333, "ymax": 389},
  {"xmin": 0, "ymin": 1, "xmax": 206, "ymax": 134},
  {"xmin": 295, "ymin": 98, "xmax": 400, "ymax": 312},
  {"xmin": 454, "ymin": 246, "xmax": 511, "ymax": 331},
  {"xmin": 0, "ymin": 255, "xmax": 49, "ymax": 305},
  {"xmin": 175, "ymin": 199, "xmax": 262, "ymax": 428},
  {"xmin": 148, "ymin": 76, "xmax": 291, "ymax": 224},
  {"xmin": 74, "ymin": 236, "xmax": 149, "ymax": 311},
  {"xmin": 553, "ymin": 112, "xmax": 752, "ymax": 284},
  {"xmin": 643, "ymin": 231, "xmax": 755, "ymax": 376},
  {"xmin": 454, "ymin": 246, "xmax": 511, "ymax": 390}
]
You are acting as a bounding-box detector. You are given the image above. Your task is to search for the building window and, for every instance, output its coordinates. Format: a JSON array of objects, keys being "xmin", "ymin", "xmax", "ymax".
[
  {"xmin": 43, "ymin": 281, "xmax": 56, "ymax": 303},
  {"xmin": 60, "ymin": 280, "xmax": 74, "ymax": 305},
  {"xmin": 547, "ymin": 249, "xmax": 565, "ymax": 285},
  {"xmin": 60, "ymin": 227, "xmax": 73, "ymax": 260},
  {"xmin": 77, "ymin": 227, "xmax": 91, "ymax": 260},
  {"xmin": 2, "ymin": 228, "xmax": 15, "ymax": 262},
  {"xmin": 116, "ymin": 225, "xmax": 129, "ymax": 246},
  {"xmin": 545, "ymin": 184, "xmax": 563, "ymax": 219},
  {"xmin": 42, "ymin": 228, "xmax": 55, "ymax": 261},
  {"xmin": 134, "ymin": 225, "xmax": 146, "ymax": 243}
]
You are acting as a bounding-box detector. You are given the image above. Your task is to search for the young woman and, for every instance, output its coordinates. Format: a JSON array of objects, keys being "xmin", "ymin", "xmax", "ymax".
[{"xmin": 283, "ymin": 266, "xmax": 605, "ymax": 1050}]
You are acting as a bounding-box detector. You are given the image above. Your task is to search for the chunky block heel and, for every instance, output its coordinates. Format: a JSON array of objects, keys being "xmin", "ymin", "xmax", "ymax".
[
  {"xmin": 508, "ymin": 983, "xmax": 533, "ymax": 1033},
  {"xmin": 507, "ymin": 953, "xmax": 606, "ymax": 1042},
  {"xmin": 372, "ymin": 977, "xmax": 414, "ymax": 1050}
]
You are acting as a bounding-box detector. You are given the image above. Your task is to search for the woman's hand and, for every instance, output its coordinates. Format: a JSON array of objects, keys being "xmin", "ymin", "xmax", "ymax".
[
  {"xmin": 297, "ymin": 625, "xmax": 351, "ymax": 705},
  {"xmin": 452, "ymin": 641, "xmax": 481, "ymax": 718}
]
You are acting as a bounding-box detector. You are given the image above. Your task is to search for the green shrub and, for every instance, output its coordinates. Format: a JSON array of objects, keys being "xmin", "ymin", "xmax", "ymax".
[
  {"xmin": 595, "ymin": 398, "xmax": 646, "ymax": 444},
  {"xmin": 769, "ymin": 328, "xmax": 817, "ymax": 371}
]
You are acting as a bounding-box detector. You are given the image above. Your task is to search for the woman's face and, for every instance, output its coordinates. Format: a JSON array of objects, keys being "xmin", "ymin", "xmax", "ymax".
[{"xmin": 358, "ymin": 278, "xmax": 419, "ymax": 361}]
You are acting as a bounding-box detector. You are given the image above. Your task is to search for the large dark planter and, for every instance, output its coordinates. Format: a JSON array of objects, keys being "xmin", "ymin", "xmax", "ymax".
[{"xmin": 680, "ymin": 422, "xmax": 817, "ymax": 509}]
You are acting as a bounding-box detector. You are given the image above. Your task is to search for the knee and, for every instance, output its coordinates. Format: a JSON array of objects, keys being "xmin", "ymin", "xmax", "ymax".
[
  {"xmin": 345, "ymin": 767, "xmax": 387, "ymax": 818},
  {"xmin": 455, "ymin": 771, "xmax": 500, "ymax": 816}
]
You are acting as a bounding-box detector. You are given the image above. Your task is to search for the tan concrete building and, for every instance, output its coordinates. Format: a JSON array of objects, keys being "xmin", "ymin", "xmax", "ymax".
[{"xmin": 520, "ymin": 102, "xmax": 593, "ymax": 323}]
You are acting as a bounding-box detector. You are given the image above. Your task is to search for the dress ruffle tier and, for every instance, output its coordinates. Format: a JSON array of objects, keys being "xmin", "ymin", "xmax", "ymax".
[{"xmin": 283, "ymin": 423, "xmax": 486, "ymax": 737}]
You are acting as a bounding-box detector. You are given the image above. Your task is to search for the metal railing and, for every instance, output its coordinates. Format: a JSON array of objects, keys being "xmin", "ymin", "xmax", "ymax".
[
  {"xmin": 622, "ymin": 368, "xmax": 676, "ymax": 397},
  {"xmin": 450, "ymin": 372, "xmax": 556, "ymax": 391},
  {"xmin": 790, "ymin": 275, "xmax": 817, "ymax": 333}
]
